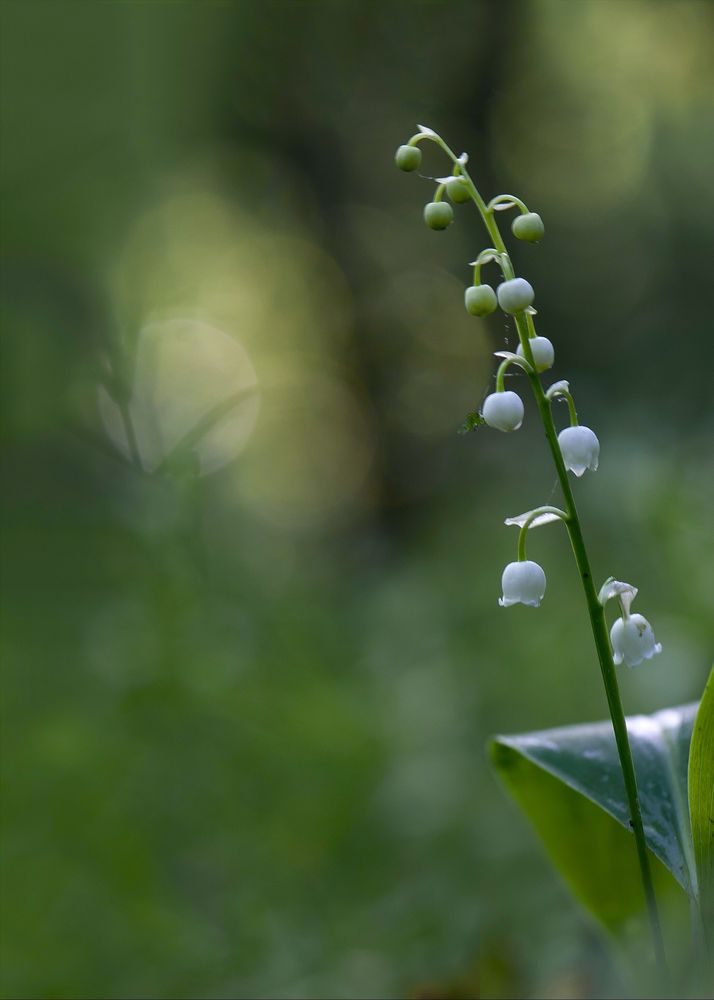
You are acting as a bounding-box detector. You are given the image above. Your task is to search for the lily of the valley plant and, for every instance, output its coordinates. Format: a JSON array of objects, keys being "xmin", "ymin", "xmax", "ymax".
[{"xmin": 395, "ymin": 126, "xmax": 667, "ymax": 973}]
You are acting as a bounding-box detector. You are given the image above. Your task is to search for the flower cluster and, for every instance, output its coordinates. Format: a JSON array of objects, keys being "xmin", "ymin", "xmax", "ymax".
[{"xmin": 395, "ymin": 124, "xmax": 662, "ymax": 670}]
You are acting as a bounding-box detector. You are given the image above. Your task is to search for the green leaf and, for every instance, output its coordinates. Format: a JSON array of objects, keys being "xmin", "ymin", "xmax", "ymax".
[
  {"xmin": 490, "ymin": 702, "xmax": 698, "ymax": 931},
  {"xmin": 689, "ymin": 667, "xmax": 714, "ymax": 947}
]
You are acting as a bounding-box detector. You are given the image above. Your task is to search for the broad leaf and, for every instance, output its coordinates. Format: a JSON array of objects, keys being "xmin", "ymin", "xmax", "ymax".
[
  {"xmin": 689, "ymin": 667, "xmax": 714, "ymax": 947},
  {"xmin": 490, "ymin": 703, "xmax": 698, "ymax": 930}
]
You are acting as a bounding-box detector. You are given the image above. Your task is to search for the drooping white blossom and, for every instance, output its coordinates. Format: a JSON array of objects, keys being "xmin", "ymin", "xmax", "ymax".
[
  {"xmin": 482, "ymin": 391, "xmax": 524, "ymax": 432},
  {"xmin": 610, "ymin": 614, "xmax": 662, "ymax": 668},
  {"xmin": 558, "ymin": 425, "xmax": 599, "ymax": 476},
  {"xmin": 499, "ymin": 560, "xmax": 547, "ymax": 607}
]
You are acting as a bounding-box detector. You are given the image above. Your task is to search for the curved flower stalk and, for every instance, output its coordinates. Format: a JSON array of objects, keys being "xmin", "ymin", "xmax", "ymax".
[
  {"xmin": 546, "ymin": 380, "xmax": 600, "ymax": 476},
  {"xmin": 395, "ymin": 124, "xmax": 667, "ymax": 974}
]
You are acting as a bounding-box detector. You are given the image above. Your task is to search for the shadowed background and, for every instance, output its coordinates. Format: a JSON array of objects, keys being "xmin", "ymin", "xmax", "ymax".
[{"xmin": 1, "ymin": 1, "xmax": 713, "ymax": 997}]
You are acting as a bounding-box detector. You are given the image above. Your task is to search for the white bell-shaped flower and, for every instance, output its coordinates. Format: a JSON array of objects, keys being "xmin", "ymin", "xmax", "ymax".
[
  {"xmin": 558, "ymin": 425, "xmax": 599, "ymax": 476},
  {"xmin": 482, "ymin": 390, "xmax": 524, "ymax": 432},
  {"xmin": 516, "ymin": 336, "xmax": 554, "ymax": 372},
  {"xmin": 499, "ymin": 560, "xmax": 546, "ymax": 607},
  {"xmin": 610, "ymin": 614, "xmax": 662, "ymax": 667}
]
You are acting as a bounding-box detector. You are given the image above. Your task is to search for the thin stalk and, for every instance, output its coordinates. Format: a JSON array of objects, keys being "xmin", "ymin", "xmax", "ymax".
[
  {"xmin": 529, "ymin": 362, "xmax": 667, "ymax": 978},
  {"xmin": 552, "ymin": 387, "xmax": 579, "ymax": 427},
  {"xmin": 431, "ymin": 132, "xmax": 668, "ymax": 975},
  {"xmin": 517, "ymin": 506, "xmax": 569, "ymax": 562},
  {"xmin": 495, "ymin": 357, "xmax": 514, "ymax": 392}
]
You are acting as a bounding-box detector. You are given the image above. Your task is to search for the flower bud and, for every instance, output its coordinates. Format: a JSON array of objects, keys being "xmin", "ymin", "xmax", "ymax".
[
  {"xmin": 558, "ymin": 425, "xmax": 599, "ymax": 476},
  {"xmin": 499, "ymin": 560, "xmax": 547, "ymax": 607},
  {"xmin": 423, "ymin": 201, "xmax": 454, "ymax": 230},
  {"xmin": 610, "ymin": 614, "xmax": 662, "ymax": 667},
  {"xmin": 482, "ymin": 390, "xmax": 524, "ymax": 432},
  {"xmin": 395, "ymin": 144, "xmax": 422, "ymax": 171},
  {"xmin": 512, "ymin": 212, "xmax": 545, "ymax": 242},
  {"xmin": 497, "ymin": 277, "xmax": 535, "ymax": 314},
  {"xmin": 516, "ymin": 336, "xmax": 554, "ymax": 372},
  {"xmin": 465, "ymin": 284, "xmax": 497, "ymax": 317},
  {"xmin": 447, "ymin": 179, "xmax": 471, "ymax": 204}
]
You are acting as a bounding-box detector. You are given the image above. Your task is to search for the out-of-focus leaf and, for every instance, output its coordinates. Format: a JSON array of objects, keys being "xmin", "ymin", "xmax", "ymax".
[
  {"xmin": 689, "ymin": 667, "xmax": 714, "ymax": 947},
  {"xmin": 98, "ymin": 318, "xmax": 260, "ymax": 476},
  {"xmin": 490, "ymin": 703, "xmax": 698, "ymax": 930}
]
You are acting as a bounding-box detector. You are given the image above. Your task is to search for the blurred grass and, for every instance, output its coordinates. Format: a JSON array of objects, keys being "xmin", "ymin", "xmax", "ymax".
[{"xmin": 1, "ymin": 1, "xmax": 713, "ymax": 997}]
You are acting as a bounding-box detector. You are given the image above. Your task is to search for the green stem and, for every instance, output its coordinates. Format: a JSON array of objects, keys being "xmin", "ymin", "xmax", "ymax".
[
  {"xmin": 488, "ymin": 193, "xmax": 529, "ymax": 214},
  {"xmin": 550, "ymin": 388, "xmax": 579, "ymax": 427},
  {"xmin": 529, "ymin": 370, "xmax": 667, "ymax": 978},
  {"xmin": 429, "ymin": 131, "xmax": 668, "ymax": 976},
  {"xmin": 472, "ymin": 248, "xmax": 501, "ymax": 287},
  {"xmin": 517, "ymin": 506, "xmax": 569, "ymax": 562},
  {"xmin": 517, "ymin": 527, "xmax": 527, "ymax": 563},
  {"xmin": 495, "ymin": 358, "xmax": 515, "ymax": 392}
]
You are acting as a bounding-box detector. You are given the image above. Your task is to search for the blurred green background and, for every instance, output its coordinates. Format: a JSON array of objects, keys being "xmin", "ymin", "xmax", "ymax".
[{"xmin": 1, "ymin": 1, "xmax": 713, "ymax": 997}]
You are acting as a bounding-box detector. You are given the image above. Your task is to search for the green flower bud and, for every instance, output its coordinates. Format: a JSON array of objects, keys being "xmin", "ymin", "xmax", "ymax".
[
  {"xmin": 395, "ymin": 144, "xmax": 422, "ymax": 172},
  {"xmin": 447, "ymin": 180, "xmax": 471, "ymax": 204},
  {"xmin": 423, "ymin": 201, "xmax": 454, "ymax": 230},
  {"xmin": 464, "ymin": 284, "xmax": 497, "ymax": 317},
  {"xmin": 511, "ymin": 212, "xmax": 545, "ymax": 243}
]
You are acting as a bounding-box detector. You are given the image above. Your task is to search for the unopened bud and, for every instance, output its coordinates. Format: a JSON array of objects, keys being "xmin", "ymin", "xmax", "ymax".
[
  {"xmin": 423, "ymin": 201, "xmax": 454, "ymax": 230},
  {"xmin": 512, "ymin": 212, "xmax": 545, "ymax": 242},
  {"xmin": 465, "ymin": 284, "xmax": 498, "ymax": 317},
  {"xmin": 497, "ymin": 278, "xmax": 535, "ymax": 314},
  {"xmin": 395, "ymin": 145, "xmax": 422, "ymax": 171},
  {"xmin": 447, "ymin": 179, "xmax": 471, "ymax": 204},
  {"xmin": 516, "ymin": 336, "xmax": 554, "ymax": 372}
]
